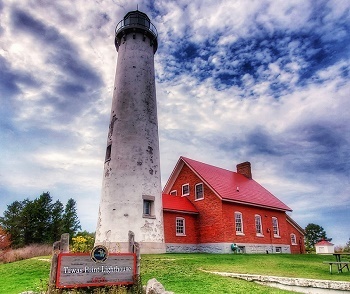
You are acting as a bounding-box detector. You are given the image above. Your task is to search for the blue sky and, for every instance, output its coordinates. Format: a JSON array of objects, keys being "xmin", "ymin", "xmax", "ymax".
[{"xmin": 0, "ymin": 0, "xmax": 349, "ymax": 246}]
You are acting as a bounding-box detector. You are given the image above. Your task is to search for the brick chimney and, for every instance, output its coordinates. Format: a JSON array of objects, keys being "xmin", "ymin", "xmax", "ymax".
[{"xmin": 236, "ymin": 161, "xmax": 252, "ymax": 179}]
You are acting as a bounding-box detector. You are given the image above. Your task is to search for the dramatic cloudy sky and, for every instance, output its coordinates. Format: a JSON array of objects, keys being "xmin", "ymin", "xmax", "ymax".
[{"xmin": 1, "ymin": 0, "xmax": 349, "ymax": 246}]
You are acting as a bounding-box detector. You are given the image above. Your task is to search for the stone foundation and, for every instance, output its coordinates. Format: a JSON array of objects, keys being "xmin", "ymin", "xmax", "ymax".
[{"xmin": 166, "ymin": 243, "xmax": 291, "ymax": 254}]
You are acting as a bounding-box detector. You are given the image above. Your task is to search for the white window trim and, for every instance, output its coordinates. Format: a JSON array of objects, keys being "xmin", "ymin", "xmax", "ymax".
[
  {"xmin": 291, "ymin": 233, "xmax": 297, "ymax": 245},
  {"xmin": 170, "ymin": 190, "xmax": 177, "ymax": 196},
  {"xmin": 272, "ymin": 217, "xmax": 280, "ymax": 237},
  {"xmin": 176, "ymin": 217, "xmax": 186, "ymax": 236},
  {"xmin": 255, "ymin": 214, "xmax": 264, "ymax": 237},
  {"xmin": 235, "ymin": 211, "xmax": 244, "ymax": 235},
  {"xmin": 182, "ymin": 183, "xmax": 190, "ymax": 196},
  {"xmin": 195, "ymin": 183, "xmax": 204, "ymax": 200}
]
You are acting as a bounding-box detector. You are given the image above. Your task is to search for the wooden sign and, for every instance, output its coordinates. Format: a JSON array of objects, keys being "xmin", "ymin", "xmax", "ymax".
[{"xmin": 56, "ymin": 252, "xmax": 136, "ymax": 288}]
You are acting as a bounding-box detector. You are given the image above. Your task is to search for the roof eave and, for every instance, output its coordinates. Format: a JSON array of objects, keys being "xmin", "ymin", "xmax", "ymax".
[
  {"xmin": 162, "ymin": 158, "xmax": 185, "ymax": 193},
  {"xmin": 222, "ymin": 198, "xmax": 292, "ymax": 212},
  {"xmin": 163, "ymin": 208, "xmax": 199, "ymax": 215},
  {"xmin": 181, "ymin": 157, "xmax": 224, "ymax": 201}
]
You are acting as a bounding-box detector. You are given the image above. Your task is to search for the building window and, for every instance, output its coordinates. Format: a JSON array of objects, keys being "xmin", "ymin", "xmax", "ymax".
[
  {"xmin": 272, "ymin": 217, "xmax": 280, "ymax": 237},
  {"xmin": 235, "ymin": 212, "xmax": 244, "ymax": 235},
  {"xmin": 176, "ymin": 217, "xmax": 185, "ymax": 236},
  {"xmin": 195, "ymin": 183, "xmax": 204, "ymax": 200},
  {"xmin": 291, "ymin": 233, "xmax": 297, "ymax": 245},
  {"xmin": 170, "ymin": 190, "xmax": 177, "ymax": 196},
  {"xmin": 255, "ymin": 215, "xmax": 263, "ymax": 236},
  {"xmin": 142, "ymin": 195, "xmax": 155, "ymax": 218},
  {"xmin": 182, "ymin": 184, "xmax": 189, "ymax": 196},
  {"xmin": 275, "ymin": 247, "xmax": 282, "ymax": 253}
]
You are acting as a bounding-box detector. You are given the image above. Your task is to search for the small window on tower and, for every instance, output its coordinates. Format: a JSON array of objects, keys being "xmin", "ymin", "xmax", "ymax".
[
  {"xmin": 105, "ymin": 144, "xmax": 111, "ymax": 162},
  {"xmin": 143, "ymin": 200, "xmax": 151, "ymax": 215},
  {"xmin": 142, "ymin": 195, "xmax": 155, "ymax": 218},
  {"xmin": 170, "ymin": 190, "xmax": 177, "ymax": 196}
]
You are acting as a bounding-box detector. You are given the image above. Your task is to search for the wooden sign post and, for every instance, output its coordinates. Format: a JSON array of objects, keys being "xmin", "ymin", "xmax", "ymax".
[{"xmin": 49, "ymin": 233, "xmax": 69, "ymax": 293}]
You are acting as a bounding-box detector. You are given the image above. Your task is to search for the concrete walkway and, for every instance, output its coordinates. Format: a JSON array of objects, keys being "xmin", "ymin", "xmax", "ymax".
[{"xmin": 204, "ymin": 271, "xmax": 350, "ymax": 293}]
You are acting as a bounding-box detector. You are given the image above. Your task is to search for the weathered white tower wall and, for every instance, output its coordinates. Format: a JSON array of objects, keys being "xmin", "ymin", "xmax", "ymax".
[{"xmin": 95, "ymin": 11, "xmax": 165, "ymax": 254}]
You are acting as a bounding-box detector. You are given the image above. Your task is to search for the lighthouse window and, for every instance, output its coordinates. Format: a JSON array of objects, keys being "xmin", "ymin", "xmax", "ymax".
[
  {"xmin": 143, "ymin": 200, "xmax": 151, "ymax": 215},
  {"xmin": 142, "ymin": 195, "xmax": 155, "ymax": 218},
  {"xmin": 105, "ymin": 144, "xmax": 111, "ymax": 162}
]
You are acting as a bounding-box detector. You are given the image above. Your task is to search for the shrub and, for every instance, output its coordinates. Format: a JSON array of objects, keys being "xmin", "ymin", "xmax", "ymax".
[
  {"xmin": 71, "ymin": 235, "xmax": 95, "ymax": 253},
  {"xmin": 0, "ymin": 243, "xmax": 52, "ymax": 263}
]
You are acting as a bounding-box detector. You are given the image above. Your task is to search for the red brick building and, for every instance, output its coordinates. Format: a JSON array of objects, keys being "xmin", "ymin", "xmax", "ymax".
[{"xmin": 162, "ymin": 157, "xmax": 305, "ymax": 254}]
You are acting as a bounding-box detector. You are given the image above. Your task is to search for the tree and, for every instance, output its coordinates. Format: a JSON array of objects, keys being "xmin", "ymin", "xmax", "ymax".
[
  {"xmin": 51, "ymin": 200, "xmax": 64, "ymax": 242},
  {"xmin": 0, "ymin": 226, "xmax": 11, "ymax": 262},
  {"xmin": 0, "ymin": 226, "xmax": 11, "ymax": 250},
  {"xmin": 21, "ymin": 192, "xmax": 53, "ymax": 244},
  {"xmin": 21, "ymin": 199, "xmax": 37, "ymax": 245},
  {"xmin": 0, "ymin": 200, "xmax": 25, "ymax": 248},
  {"xmin": 34, "ymin": 192, "xmax": 53, "ymax": 243},
  {"xmin": 305, "ymin": 223, "xmax": 331, "ymax": 252},
  {"xmin": 344, "ymin": 238, "xmax": 350, "ymax": 253},
  {"xmin": 63, "ymin": 198, "xmax": 81, "ymax": 238},
  {"xmin": 0, "ymin": 193, "xmax": 82, "ymax": 248}
]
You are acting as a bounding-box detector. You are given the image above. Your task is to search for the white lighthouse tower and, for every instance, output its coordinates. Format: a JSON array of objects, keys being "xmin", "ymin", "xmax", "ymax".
[{"xmin": 95, "ymin": 10, "xmax": 165, "ymax": 254}]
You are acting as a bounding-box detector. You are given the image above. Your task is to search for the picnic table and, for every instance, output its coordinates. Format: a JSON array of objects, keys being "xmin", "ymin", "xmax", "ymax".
[{"xmin": 323, "ymin": 253, "xmax": 350, "ymax": 274}]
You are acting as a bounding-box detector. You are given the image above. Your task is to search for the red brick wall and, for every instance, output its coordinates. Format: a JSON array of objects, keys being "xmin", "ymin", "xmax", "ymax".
[
  {"xmin": 169, "ymin": 164, "xmax": 225, "ymax": 243},
  {"xmin": 222, "ymin": 203, "xmax": 292, "ymax": 245},
  {"xmin": 163, "ymin": 211, "xmax": 198, "ymax": 244},
  {"xmin": 288, "ymin": 222, "xmax": 305, "ymax": 254}
]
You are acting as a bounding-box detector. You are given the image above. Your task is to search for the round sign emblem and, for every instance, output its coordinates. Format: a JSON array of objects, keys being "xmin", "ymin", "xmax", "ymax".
[{"xmin": 91, "ymin": 245, "xmax": 108, "ymax": 262}]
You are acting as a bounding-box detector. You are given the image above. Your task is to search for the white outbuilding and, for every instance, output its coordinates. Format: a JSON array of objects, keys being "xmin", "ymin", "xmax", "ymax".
[{"xmin": 315, "ymin": 240, "xmax": 334, "ymax": 254}]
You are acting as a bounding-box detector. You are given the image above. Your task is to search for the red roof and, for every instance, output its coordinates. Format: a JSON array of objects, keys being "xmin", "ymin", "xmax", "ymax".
[
  {"xmin": 315, "ymin": 240, "xmax": 334, "ymax": 246},
  {"xmin": 164, "ymin": 156, "xmax": 291, "ymax": 212},
  {"xmin": 162, "ymin": 194, "xmax": 199, "ymax": 214}
]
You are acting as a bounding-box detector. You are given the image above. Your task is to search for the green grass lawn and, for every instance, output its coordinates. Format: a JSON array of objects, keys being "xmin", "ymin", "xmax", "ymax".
[
  {"xmin": 0, "ymin": 254, "xmax": 349, "ymax": 294},
  {"xmin": 0, "ymin": 257, "xmax": 51, "ymax": 294}
]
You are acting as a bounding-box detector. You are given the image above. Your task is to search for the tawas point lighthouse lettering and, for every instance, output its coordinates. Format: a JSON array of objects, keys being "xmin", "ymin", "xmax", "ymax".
[{"xmin": 63, "ymin": 265, "xmax": 132, "ymax": 275}]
